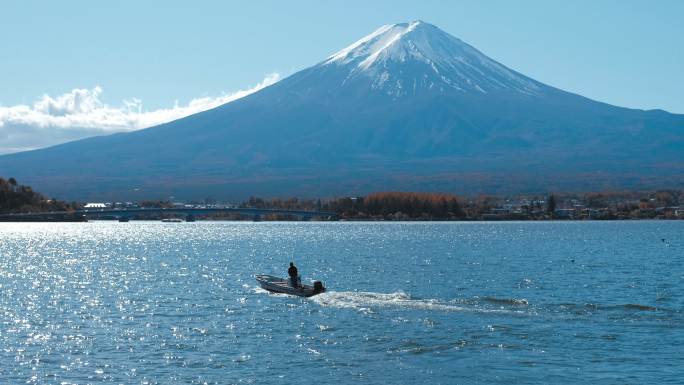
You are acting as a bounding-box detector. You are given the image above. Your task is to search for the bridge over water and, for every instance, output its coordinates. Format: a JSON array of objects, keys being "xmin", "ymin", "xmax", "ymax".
[{"xmin": 0, "ymin": 207, "xmax": 338, "ymax": 222}]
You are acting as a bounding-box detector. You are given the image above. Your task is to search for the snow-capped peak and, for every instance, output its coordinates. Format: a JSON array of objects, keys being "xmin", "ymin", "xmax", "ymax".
[
  {"xmin": 325, "ymin": 21, "xmax": 424, "ymax": 69},
  {"xmin": 321, "ymin": 21, "xmax": 541, "ymax": 96}
]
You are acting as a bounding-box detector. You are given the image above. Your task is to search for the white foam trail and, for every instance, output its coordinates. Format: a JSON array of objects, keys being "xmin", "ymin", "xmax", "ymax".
[{"xmin": 311, "ymin": 291, "xmax": 516, "ymax": 314}]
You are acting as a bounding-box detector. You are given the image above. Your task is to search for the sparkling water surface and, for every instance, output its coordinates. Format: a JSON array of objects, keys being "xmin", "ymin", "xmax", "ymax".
[{"xmin": 1, "ymin": 221, "xmax": 682, "ymax": 384}]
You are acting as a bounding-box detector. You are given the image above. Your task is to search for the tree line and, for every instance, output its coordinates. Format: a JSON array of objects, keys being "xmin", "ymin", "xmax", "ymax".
[
  {"xmin": 242, "ymin": 189, "xmax": 684, "ymax": 220},
  {"xmin": 243, "ymin": 192, "xmax": 466, "ymax": 220}
]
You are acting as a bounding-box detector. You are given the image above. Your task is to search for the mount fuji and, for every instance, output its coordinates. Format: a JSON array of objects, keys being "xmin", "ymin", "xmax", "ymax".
[{"xmin": 1, "ymin": 21, "xmax": 683, "ymax": 199}]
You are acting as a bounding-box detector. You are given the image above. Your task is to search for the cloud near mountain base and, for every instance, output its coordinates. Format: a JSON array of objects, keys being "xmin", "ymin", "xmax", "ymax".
[{"xmin": 0, "ymin": 73, "xmax": 281, "ymax": 154}]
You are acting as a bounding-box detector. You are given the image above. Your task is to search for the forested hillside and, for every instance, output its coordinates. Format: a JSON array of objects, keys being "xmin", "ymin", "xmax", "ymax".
[{"xmin": 0, "ymin": 177, "xmax": 75, "ymax": 213}]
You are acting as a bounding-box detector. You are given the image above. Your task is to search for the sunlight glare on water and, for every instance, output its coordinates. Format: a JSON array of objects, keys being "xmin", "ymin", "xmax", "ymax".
[{"xmin": 0, "ymin": 221, "xmax": 682, "ymax": 384}]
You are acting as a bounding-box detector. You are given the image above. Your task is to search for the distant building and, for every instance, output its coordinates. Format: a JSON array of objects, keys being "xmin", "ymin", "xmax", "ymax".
[
  {"xmin": 581, "ymin": 208, "xmax": 609, "ymax": 219},
  {"xmin": 663, "ymin": 207, "xmax": 684, "ymax": 218},
  {"xmin": 84, "ymin": 203, "xmax": 107, "ymax": 209}
]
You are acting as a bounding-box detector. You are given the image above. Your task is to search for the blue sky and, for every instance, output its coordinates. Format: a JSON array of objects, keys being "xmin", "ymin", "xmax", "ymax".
[{"xmin": 0, "ymin": 0, "xmax": 682, "ymax": 153}]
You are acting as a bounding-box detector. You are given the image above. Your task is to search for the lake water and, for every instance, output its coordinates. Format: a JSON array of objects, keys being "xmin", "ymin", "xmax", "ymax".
[{"xmin": 0, "ymin": 221, "xmax": 682, "ymax": 384}]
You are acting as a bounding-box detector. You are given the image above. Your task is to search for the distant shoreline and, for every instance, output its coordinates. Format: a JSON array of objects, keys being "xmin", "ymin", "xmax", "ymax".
[
  {"xmin": 2, "ymin": 177, "xmax": 683, "ymax": 222},
  {"xmin": 1, "ymin": 217, "xmax": 682, "ymax": 223}
]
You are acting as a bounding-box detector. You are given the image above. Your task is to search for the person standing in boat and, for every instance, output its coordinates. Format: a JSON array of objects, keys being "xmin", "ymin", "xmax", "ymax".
[{"xmin": 288, "ymin": 262, "xmax": 300, "ymax": 288}]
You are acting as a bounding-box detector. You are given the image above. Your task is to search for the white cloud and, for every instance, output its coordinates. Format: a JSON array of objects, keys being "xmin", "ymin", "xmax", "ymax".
[{"xmin": 0, "ymin": 73, "xmax": 281, "ymax": 154}]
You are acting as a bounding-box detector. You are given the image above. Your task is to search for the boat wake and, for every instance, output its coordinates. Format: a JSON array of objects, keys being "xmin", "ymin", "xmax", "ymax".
[
  {"xmin": 483, "ymin": 296, "xmax": 529, "ymax": 306},
  {"xmin": 252, "ymin": 284, "xmax": 675, "ymax": 321},
  {"xmin": 311, "ymin": 291, "xmax": 524, "ymax": 315}
]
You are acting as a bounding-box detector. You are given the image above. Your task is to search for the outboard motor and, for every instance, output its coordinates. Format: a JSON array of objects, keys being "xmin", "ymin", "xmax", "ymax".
[{"xmin": 313, "ymin": 281, "xmax": 325, "ymax": 294}]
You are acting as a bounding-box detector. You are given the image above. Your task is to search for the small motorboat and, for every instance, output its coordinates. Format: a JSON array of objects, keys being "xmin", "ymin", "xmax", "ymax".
[{"xmin": 255, "ymin": 274, "xmax": 326, "ymax": 297}]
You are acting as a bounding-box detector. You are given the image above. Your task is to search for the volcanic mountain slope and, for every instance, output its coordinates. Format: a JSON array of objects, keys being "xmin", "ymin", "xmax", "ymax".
[{"xmin": 1, "ymin": 21, "xmax": 683, "ymax": 200}]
